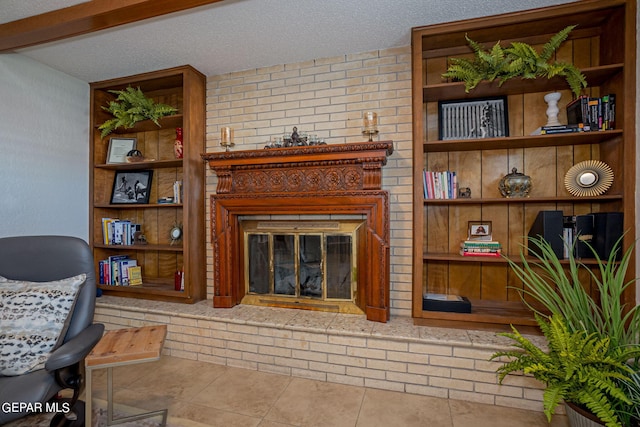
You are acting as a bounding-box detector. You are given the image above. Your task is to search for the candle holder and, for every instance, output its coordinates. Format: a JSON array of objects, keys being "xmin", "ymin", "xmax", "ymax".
[
  {"xmin": 220, "ymin": 127, "xmax": 234, "ymax": 151},
  {"xmin": 362, "ymin": 111, "xmax": 379, "ymax": 142}
]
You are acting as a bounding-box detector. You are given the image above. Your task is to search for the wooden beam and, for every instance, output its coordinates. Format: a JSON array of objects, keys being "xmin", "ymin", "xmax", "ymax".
[{"xmin": 0, "ymin": 0, "xmax": 224, "ymax": 52}]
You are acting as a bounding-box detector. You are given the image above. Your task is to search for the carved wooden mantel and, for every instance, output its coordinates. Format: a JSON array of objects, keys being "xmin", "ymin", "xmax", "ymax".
[{"xmin": 202, "ymin": 141, "xmax": 393, "ymax": 322}]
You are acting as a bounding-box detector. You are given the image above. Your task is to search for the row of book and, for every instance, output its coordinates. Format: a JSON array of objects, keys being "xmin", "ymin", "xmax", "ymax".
[
  {"xmin": 98, "ymin": 255, "xmax": 142, "ymax": 286},
  {"xmin": 459, "ymin": 240, "xmax": 502, "ymax": 258},
  {"xmin": 423, "ymin": 170, "xmax": 458, "ymax": 199},
  {"xmin": 566, "ymin": 94, "xmax": 616, "ymax": 132},
  {"xmin": 101, "ymin": 218, "xmax": 141, "ymax": 245}
]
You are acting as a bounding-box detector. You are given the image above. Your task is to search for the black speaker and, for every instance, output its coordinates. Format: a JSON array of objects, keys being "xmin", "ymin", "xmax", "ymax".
[
  {"xmin": 592, "ymin": 212, "xmax": 623, "ymax": 260},
  {"xmin": 528, "ymin": 210, "xmax": 564, "ymax": 258}
]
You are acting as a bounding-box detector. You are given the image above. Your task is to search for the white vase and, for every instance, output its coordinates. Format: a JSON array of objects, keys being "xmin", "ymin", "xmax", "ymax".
[{"xmin": 544, "ymin": 92, "xmax": 562, "ymax": 127}]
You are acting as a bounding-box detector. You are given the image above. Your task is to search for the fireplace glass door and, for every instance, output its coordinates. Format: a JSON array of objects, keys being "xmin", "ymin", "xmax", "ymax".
[{"xmin": 243, "ymin": 221, "xmax": 361, "ymax": 308}]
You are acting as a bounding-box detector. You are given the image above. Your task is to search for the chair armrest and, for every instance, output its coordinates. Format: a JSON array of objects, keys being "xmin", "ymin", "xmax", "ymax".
[{"xmin": 45, "ymin": 323, "xmax": 105, "ymax": 371}]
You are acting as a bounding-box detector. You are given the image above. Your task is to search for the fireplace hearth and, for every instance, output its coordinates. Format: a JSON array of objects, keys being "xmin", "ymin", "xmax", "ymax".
[{"xmin": 202, "ymin": 141, "xmax": 393, "ymax": 322}]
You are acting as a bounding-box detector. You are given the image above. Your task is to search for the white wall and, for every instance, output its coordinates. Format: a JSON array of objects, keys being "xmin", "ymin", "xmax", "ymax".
[{"xmin": 0, "ymin": 54, "xmax": 89, "ymax": 240}]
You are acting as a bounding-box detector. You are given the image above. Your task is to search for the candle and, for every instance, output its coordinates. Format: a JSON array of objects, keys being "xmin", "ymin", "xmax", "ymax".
[
  {"xmin": 363, "ymin": 112, "xmax": 377, "ymax": 129},
  {"xmin": 221, "ymin": 127, "xmax": 233, "ymax": 144}
]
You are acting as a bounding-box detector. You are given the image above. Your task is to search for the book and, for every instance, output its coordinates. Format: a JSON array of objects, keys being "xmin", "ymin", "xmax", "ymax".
[
  {"xmin": 128, "ymin": 266, "xmax": 143, "ymax": 286},
  {"xmin": 461, "ymin": 240, "xmax": 501, "ymax": 248},
  {"xmin": 107, "ymin": 255, "xmax": 129, "ymax": 285},
  {"xmin": 459, "ymin": 249, "xmax": 502, "ymax": 257},
  {"xmin": 540, "ymin": 124, "xmax": 582, "ymax": 135},
  {"xmin": 566, "ymin": 96, "xmax": 590, "ymax": 129},
  {"xmin": 119, "ymin": 259, "xmax": 138, "ymax": 286}
]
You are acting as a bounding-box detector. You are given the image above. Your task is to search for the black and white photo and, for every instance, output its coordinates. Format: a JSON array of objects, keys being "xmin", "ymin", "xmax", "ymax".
[
  {"xmin": 110, "ymin": 170, "xmax": 153, "ymax": 204},
  {"xmin": 439, "ymin": 97, "xmax": 509, "ymax": 140}
]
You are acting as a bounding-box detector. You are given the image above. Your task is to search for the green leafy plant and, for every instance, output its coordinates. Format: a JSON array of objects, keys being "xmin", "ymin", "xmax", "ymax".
[
  {"xmin": 98, "ymin": 86, "xmax": 177, "ymax": 138},
  {"xmin": 492, "ymin": 314, "xmax": 640, "ymax": 427},
  {"xmin": 442, "ymin": 25, "xmax": 587, "ymax": 98},
  {"xmin": 496, "ymin": 235, "xmax": 640, "ymax": 426},
  {"xmin": 507, "ymin": 235, "xmax": 639, "ymax": 350}
]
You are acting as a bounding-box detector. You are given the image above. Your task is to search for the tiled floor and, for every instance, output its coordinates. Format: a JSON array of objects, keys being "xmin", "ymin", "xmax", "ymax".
[{"xmin": 87, "ymin": 355, "xmax": 570, "ymax": 427}]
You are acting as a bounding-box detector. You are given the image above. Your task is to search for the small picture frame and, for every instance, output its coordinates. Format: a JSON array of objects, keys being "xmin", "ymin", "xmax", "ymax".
[
  {"xmin": 111, "ymin": 170, "xmax": 153, "ymax": 204},
  {"xmin": 106, "ymin": 137, "xmax": 137, "ymax": 164},
  {"xmin": 438, "ymin": 96, "xmax": 509, "ymax": 140},
  {"xmin": 468, "ymin": 221, "xmax": 492, "ymax": 241}
]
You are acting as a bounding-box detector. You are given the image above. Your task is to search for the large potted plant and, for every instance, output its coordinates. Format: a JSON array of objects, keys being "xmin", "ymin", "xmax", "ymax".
[{"xmin": 493, "ymin": 235, "xmax": 640, "ymax": 426}]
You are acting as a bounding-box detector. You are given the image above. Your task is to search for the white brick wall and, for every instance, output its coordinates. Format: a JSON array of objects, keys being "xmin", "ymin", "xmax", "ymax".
[{"xmin": 204, "ymin": 46, "xmax": 414, "ymax": 317}]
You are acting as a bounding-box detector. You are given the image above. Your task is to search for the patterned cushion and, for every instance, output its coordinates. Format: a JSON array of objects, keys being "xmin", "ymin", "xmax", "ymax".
[{"xmin": 0, "ymin": 274, "xmax": 86, "ymax": 376}]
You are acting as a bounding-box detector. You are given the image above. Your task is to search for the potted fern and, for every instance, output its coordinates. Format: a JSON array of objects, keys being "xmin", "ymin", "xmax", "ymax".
[
  {"xmin": 492, "ymin": 314, "xmax": 640, "ymax": 427},
  {"xmin": 98, "ymin": 86, "xmax": 177, "ymax": 138},
  {"xmin": 493, "ymin": 236, "xmax": 640, "ymax": 426},
  {"xmin": 442, "ymin": 25, "xmax": 587, "ymax": 98}
]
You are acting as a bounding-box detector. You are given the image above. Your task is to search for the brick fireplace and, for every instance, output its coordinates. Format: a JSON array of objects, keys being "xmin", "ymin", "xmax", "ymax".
[{"xmin": 202, "ymin": 141, "xmax": 393, "ymax": 322}]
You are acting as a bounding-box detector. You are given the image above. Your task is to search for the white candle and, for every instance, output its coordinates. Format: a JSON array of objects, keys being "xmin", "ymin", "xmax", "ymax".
[
  {"xmin": 363, "ymin": 112, "xmax": 377, "ymax": 129},
  {"xmin": 221, "ymin": 127, "xmax": 233, "ymax": 144}
]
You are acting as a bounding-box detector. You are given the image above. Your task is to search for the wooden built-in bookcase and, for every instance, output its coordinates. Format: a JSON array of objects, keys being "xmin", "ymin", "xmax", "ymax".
[
  {"xmin": 411, "ymin": 0, "xmax": 636, "ymax": 327},
  {"xmin": 89, "ymin": 65, "xmax": 206, "ymax": 303}
]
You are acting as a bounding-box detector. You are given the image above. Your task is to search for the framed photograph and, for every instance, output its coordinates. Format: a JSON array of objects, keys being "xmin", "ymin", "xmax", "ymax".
[
  {"xmin": 467, "ymin": 221, "xmax": 492, "ymax": 241},
  {"xmin": 106, "ymin": 137, "xmax": 137, "ymax": 164},
  {"xmin": 110, "ymin": 170, "xmax": 153, "ymax": 204},
  {"xmin": 438, "ymin": 96, "xmax": 509, "ymax": 140}
]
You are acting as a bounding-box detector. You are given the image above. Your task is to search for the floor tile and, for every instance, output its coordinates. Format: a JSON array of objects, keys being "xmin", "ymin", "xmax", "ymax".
[
  {"xmin": 265, "ymin": 377, "xmax": 365, "ymax": 427},
  {"xmin": 449, "ymin": 399, "xmax": 569, "ymax": 427},
  {"xmin": 191, "ymin": 368, "xmax": 292, "ymax": 418},
  {"xmin": 356, "ymin": 388, "xmax": 453, "ymax": 427}
]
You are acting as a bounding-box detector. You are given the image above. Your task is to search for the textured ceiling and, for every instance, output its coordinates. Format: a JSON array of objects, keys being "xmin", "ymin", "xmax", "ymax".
[{"xmin": 1, "ymin": 0, "xmax": 575, "ymax": 83}]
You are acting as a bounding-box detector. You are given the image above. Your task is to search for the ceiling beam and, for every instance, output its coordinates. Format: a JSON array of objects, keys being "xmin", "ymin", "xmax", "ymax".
[{"xmin": 0, "ymin": 0, "xmax": 224, "ymax": 52}]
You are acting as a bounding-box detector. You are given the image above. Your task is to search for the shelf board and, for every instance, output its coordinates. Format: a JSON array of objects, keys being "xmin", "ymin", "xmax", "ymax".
[
  {"xmin": 94, "ymin": 243, "xmax": 183, "ymax": 252},
  {"xmin": 423, "ymin": 64, "xmax": 623, "ymax": 103},
  {"xmin": 423, "ymin": 194, "xmax": 623, "ymax": 204},
  {"xmin": 422, "ymin": 129, "xmax": 622, "ymax": 153},
  {"xmin": 95, "ymin": 159, "xmax": 183, "ymax": 170},
  {"xmin": 97, "ymin": 114, "xmax": 183, "ymax": 134},
  {"xmin": 99, "ymin": 281, "xmax": 190, "ymax": 300},
  {"xmin": 417, "ymin": 299, "xmax": 537, "ymax": 327},
  {"xmin": 423, "ymin": 252, "xmax": 609, "ymax": 265},
  {"xmin": 94, "ymin": 203, "xmax": 183, "ymax": 209}
]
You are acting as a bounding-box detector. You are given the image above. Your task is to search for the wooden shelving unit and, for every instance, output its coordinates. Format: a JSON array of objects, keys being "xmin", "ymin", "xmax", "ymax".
[
  {"xmin": 89, "ymin": 65, "xmax": 206, "ymax": 303},
  {"xmin": 411, "ymin": 0, "xmax": 636, "ymax": 327}
]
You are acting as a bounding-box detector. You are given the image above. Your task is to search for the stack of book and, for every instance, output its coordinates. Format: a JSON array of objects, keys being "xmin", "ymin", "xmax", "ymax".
[{"xmin": 460, "ymin": 240, "xmax": 502, "ymax": 257}]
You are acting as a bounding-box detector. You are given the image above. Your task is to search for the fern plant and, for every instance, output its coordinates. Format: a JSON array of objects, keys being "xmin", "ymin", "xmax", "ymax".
[
  {"xmin": 442, "ymin": 25, "xmax": 587, "ymax": 98},
  {"xmin": 98, "ymin": 86, "xmax": 178, "ymax": 138},
  {"xmin": 492, "ymin": 314, "xmax": 640, "ymax": 427}
]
